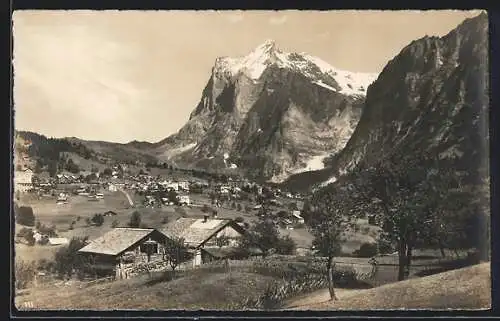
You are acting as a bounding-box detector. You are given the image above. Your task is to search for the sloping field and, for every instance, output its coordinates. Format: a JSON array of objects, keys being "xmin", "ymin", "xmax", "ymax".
[
  {"xmin": 286, "ymin": 263, "xmax": 491, "ymax": 310},
  {"xmin": 15, "ymin": 271, "xmax": 276, "ymax": 310}
]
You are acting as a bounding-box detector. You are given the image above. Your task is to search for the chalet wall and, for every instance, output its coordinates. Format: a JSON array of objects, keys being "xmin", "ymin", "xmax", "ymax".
[{"xmin": 203, "ymin": 224, "xmax": 243, "ymax": 247}]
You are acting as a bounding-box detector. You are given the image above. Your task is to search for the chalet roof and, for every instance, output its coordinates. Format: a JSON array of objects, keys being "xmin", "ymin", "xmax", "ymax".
[
  {"xmin": 78, "ymin": 228, "xmax": 159, "ymax": 256},
  {"xmin": 161, "ymin": 217, "xmax": 242, "ymax": 248}
]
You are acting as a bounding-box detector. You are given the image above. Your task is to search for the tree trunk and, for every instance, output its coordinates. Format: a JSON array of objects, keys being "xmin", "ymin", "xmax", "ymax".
[
  {"xmin": 406, "ymin": 245, "xmax": 413, "ymax": 279},
  {"xmin": 327, "ymin": 256, "xmax": 338, "ymax": 301},
  {"xmin": 397, "ymin": 240, "xmax": 407, "ymax": 281},
  {"xmin": 439, "ymin": 243, "xmax": 446, "ymax": 258}
]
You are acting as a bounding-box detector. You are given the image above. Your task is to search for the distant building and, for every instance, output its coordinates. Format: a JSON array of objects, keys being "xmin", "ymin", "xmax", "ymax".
[
  {"xmin": 48, "ymin": 237, "xmax": 69, "ymax": 246},
  {"xmin": 14, "ymin": 168, "xmax": 33, "ymax": 193},
  {"xmin": 178, "ymin": 181, "xmax": 189, "ymax": 191},
  {"xmin": 167, "ymin": 182, "xmax": 179, "ymax": 192},
  {"xmin": 177, "ymin": 195, "xmax": 190, "ymax": 206},
  {"xmin": 291, "ymin": 210, "xmax": 305, "ymax": 224}
]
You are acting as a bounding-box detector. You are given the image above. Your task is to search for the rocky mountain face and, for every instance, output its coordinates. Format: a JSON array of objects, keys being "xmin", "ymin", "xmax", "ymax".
[
  {"xmin": 284, "ymin": 13, "xmax": 488, "ymax": 191},
  {"xmin": 153, "ymin": 40, "xmax": 377, "ymax": 182}
]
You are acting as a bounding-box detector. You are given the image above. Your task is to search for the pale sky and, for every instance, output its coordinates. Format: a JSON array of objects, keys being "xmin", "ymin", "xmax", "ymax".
[{"xmin": 13, "ymin": 10, "xmax": 483, "ymax": 143}]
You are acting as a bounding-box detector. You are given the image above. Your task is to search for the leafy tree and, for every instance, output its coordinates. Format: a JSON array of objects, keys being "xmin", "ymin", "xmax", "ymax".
[
  {"xmin": 16, "ymin": 206, "xmax": 36, "ymax": 226},
  {"xmin": 128, "ymin": 211, "xmax": 141, "ymax": 228},
  {"xmin": 163, "ymin": 237, "xmax": 190, "ymax": 273},
  {"xmin": 276, "ymin": 210, "xmax": 289, "ymax": 219},
  {"xmin": 167, "ymin": 189, "xmax": 179, "ymax": 205},
  {"xmin": 102, "ymin": 168, "xmax": 113, "ymax": 177},
  {"xmin": 354, "ymin": 242, "xmax": 378, "ymax": 258},
  {"xmin": 65, "ymin": 158, "xmax": 80, "ymax": 174},
  {"xmin": 301, "ymin": 199, "xmax": 313, "ymax": 224},
  {"xmin": 308, "ymin": 187, "xmax": 353, "ymax": 301},
  {"xmin": 288, "ymin": 202, "xmax": 299, "ymax": 211},
  {"xmin": 239, "ymin": 216, "xmax": 280, "ymax": 257},
  {"xmin": 347, "ymin": 152, "xmax": 480, "ymax": 281},
  {"xmin": 48, "ymin": 161, "xmax": 58, "ymax": 177},
  {"xmin": 84, "ymin": 173, "xmax": 97, "ymax": 183},
  {"xmin": 53, "ymin": 236, "xmax": 89, "ymax": 278}
]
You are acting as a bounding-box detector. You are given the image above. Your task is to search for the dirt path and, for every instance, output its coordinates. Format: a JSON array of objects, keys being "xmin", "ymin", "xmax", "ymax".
[
  {"xmin": 282, "ymin": 288, "xmax": 358, "ymax": 310},
  {"xmin": 118, "ymin": 189, "xmax": 134, "ymax": 207}
]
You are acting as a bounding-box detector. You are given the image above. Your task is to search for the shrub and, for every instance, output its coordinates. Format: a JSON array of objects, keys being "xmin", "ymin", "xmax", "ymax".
[
  {"xmin": 37, "ymin": 258, "xmax": 51, "ymax": 271},
  {"xmin": 354, "ymin": 242, "xmax": 378, "ymax": 258},
  {"xmin": 368, "ymin": 215, "xmax": 377, "ymax": 225},
  {"xmin": 15, "ymin": 261, "xmax": 37, "ymax": 289},
  {"xmin": 235, "ymin": 216, "xmax": 244, "ymax": 223},
  {"xmin": 38, "ymin": 223, "xmax": 57, "ymax": 237},
  {"xmin": 16, "ymin": 206, "xmax": 35, "ymax": 226},
  {"xmin": 161, "ymin": 216, "xmax": 169, "ymax": 224},
  {"xmin": 175, "ymin": 207, "xmax": 187, "ymax": 217},
  {"xmin": 276, "ymin": 236, "xmax": 297, "ymax": 255},
  {"xmin": 17, "ymin": 227, "xmax": 32, "ymax": 239},
  {"xmin": 129, "ymin": 211, "xmax": 141, "ymax": 227},
  {"xmin": 237, "ymin": 203, "xmax": 242, "ymax": 211},
  {"xmin": 91, "ymin": 213, "xmax": 104, "ymax": 227},
  {"xmin": 111, "ymin": 220, "xmax": 119, "ymax": 228},
  {"xmin": 332, "ymin": 267, "xmax": 358, "ymax": 287}
]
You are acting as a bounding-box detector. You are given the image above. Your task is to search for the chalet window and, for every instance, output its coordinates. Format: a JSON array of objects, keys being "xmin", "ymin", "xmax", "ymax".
[{"xmin": 140, "ymin": 241, "xmax": 158, "ymax": 254}]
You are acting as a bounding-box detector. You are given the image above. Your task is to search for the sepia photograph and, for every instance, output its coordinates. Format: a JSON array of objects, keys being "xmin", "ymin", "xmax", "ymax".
[{"xmin": 12, "ymin": 9, "xmax": 490, "ymax": 311}]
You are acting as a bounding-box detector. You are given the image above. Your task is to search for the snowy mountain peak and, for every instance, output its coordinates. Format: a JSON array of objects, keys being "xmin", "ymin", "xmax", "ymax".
[
  {"xmin": 254, "ymin": 39, "xmax": 278, "ymax": 54},
  {"xmin": 213, "ymin": 41, "xmax": 378, "ymax": 96}
]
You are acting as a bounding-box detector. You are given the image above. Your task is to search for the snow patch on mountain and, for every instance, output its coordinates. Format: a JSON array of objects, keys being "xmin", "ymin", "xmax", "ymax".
[
  {"xmin": 292, "ymin": 153, "xmax": 330, "ymax": 174},
  {"xmin": 321, "ymin": 175, "xmax": 338, "ymax": 187},
  {"xmin": 304, "ymin": 55, "xmax": 378, "ymax": 96},
  {"xmin": 314, "ymin": 80, "xmax": 337, "ymax": 92},
  {"xmin": 163, "ymin": 143, "xmax": 196, "ymax": 159}
]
